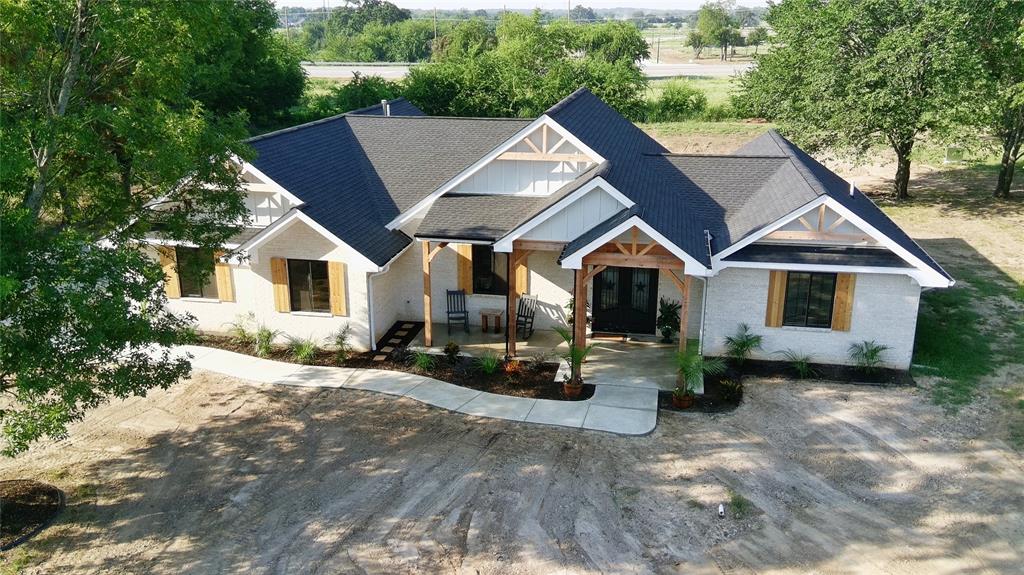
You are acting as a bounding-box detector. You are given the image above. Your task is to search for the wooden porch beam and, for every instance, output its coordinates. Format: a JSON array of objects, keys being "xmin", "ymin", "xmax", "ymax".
[
  {"xmin": 631, "ymin": 228, "xmax": 639, "ymax": 255},
  {"xmin": 666, "ymin": 269, "xmax": 690, "ymax": 355},
  {"xmin": 582, "ymin": 264, "xmax": 606, "ymax": 284},
  {"xmin": 763, "ymin": 230, "xmax": 874, "ymax": 243},
  {"xmin": 573, "ymin": 267, "xmax": 588, "ymax": 357},
  {"xmin": 613, "ymin": 240, "xmax": 630, "ymax": 256},
  {"xmin": 428, "ymin": 242, "xmax": 448, "ymax": 262},
  {"xmin": 582, "ymin": 252, "xmax": 684, "ymax": 270},
  {"xmin": 513, "ymin": 240, "xmax": 567, "ymax": 252}
]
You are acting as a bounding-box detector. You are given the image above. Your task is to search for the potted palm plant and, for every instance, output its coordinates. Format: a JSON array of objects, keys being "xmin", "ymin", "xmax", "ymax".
[
  {"xmin": 554, "ymin": 326, "xmax": 593, "ymax": 398},
  {"xmin": 656, "ymin": 298, "xmax": 682, "ymax": 343},
  {"xmin": 674, "ymin": 353, "xmax": 727, "ymax": 409}
]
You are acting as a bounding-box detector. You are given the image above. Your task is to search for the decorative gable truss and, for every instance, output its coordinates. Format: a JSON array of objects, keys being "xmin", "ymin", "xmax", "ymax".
[
  {"xmin": 386, "ymin": 115, "xmax": 605, "ymax": 230},
  {"xmin": 715, "ymin": 196, "xmax": 952, "ymax": 288}
]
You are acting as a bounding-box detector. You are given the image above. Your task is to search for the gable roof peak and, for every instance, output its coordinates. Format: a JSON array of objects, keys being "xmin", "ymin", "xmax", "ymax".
[{"xmin": 543, "ymin": 87, "xmax": 596, "ymax": 117}]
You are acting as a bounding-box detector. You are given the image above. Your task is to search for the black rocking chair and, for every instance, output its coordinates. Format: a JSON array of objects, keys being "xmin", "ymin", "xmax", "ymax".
[
  {"xmin": 516, "ymin": 294, "xmax": 538, "ymax": 339},
  {"xmin": 446, "ymin": 289, "xmax": 469, "ymax": 335}
]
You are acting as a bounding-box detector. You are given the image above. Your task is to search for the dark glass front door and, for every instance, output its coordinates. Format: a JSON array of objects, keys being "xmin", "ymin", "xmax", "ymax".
[{"xmin": 592, "ymin": 267, "xmax": 658, "ymax": 334}]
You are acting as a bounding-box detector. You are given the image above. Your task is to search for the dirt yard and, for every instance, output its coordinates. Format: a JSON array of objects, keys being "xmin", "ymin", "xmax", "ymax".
[{"xmin": 2, "ymin": 371, "xmax": 1021, "ymax": 574}]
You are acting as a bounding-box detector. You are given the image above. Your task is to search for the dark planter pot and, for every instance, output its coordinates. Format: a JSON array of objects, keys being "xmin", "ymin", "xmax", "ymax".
[
  {"xmin": 672, "ymin": 393, "xmax": 695, "ymax": 409},
  {"xmin": 563, "ymin": 382, "xmax": 584, "ymax": 399}
]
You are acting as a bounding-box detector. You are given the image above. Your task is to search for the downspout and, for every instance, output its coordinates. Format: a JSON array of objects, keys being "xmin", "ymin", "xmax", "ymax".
[
  {"xmin": 700, "ymin": 229, "xmax": 714, "ymax": 356},
  {"xmin": 366, "ymin": 265, "xmax": 391, "ymax": 352}
]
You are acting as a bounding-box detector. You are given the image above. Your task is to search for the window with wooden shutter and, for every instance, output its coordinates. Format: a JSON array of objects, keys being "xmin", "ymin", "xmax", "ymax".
[
  {"xmin": 456, "ymin": 244, "xmax": 473, "ymax": 294},
  {"xmin": 214, "ymin": 252, "xmax": 234, "ymax": 302},
  {"xmin": 270, "ymin": 257, "xmax": 290, "ymax": 312},
  {"xmin": 765, "ymin": 270, "xmax": 786, "ymax": 327},
  {"xmin": 831, "ymin": 273, "xmax": 856, "ymax": 331},
  {"xmin": 158, "ymin": 247, "xmax": 181, "ymax": 299},
  {"xmin": 327, "ymin": 261, "xmax": 348, "ymax": 316}
]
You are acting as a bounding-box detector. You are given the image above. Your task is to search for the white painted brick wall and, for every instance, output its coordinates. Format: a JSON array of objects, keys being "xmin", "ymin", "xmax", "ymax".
[
  {"xmin": 161, "ymin": 221, "xmax": 377, "ymax": 351},
  {"xmin": 701, "ymin": 268, "xmax": 921, "ymax": 369}
]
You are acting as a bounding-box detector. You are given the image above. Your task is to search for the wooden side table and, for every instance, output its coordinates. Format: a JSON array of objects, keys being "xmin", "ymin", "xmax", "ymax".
[{"xmin": 480, "ymin": 308, "xmax": 503, "ymax": 334}]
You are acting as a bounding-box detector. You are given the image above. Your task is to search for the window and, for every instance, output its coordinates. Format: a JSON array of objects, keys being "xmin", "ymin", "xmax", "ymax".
[
  {"xmin": 471, "ymin": 245, "xmax": 507, "ymax": 295},
  {"xmin": 287, "ymin": 259, "xmax": 330, "ymax": 313},
  {"xmin": 176, "ymin": 247, "xmax": 218, "ymax": 299},
  {"xmin": 783, "ymin": 272, "xmax": 837, "ymax": 328}
]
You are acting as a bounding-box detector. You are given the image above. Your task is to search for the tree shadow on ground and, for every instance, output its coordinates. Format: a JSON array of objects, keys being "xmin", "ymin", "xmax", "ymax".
[
  {"xmin": 8, "ymin": 366, "xmax": 1022, "ymax": 574},
  {"xmin": 861, "ymin": 163, "xmax": 1023, "ymax": 218}
]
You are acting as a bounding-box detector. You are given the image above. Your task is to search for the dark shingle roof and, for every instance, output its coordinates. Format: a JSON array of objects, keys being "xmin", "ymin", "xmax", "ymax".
[
  {"xmin": 415, "ymin": 161, "xmax": 610, "ymax": 242},
  {"xmin": 724, "ymin": 244, "xmax": 912, "ymax": 268},
  {"xmin": 347, "ymin": 97, "xmax": 425, "ymax": 117},
  {"xmin": 246, "ymin": 102, "xmax": 528, "ymax": 266}
]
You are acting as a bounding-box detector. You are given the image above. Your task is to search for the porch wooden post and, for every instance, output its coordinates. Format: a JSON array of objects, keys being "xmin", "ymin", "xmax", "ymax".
[
  {"xmin": 422, "ymin": 241, "xmax": 432, "ymax": 347},
  {"xmin": 507, "ymin": 248, "xmax": 517, "ymax": 357},
  {"xmin": 573, "ymin": 267, "xmax": 587, "ymax": 353}
]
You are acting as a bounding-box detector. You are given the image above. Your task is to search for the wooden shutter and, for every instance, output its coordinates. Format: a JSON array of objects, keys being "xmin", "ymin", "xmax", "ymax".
[
  {"xmin": 765, "ymin": 270, "xmax": 787, "ymax": 327},
  {"xmin": 831, "ymin": 273, "xmax": 856, "ymax": 331},
  {"xmin": 271, "ymin": 257, "xmax": 290, "ymax": 312},
  {"xmin": 514, "ymin": 258, "xmax": 528, "ymax": 297},
  {"xmin": 456, "ymin": 244, "xmax": 473, "ymax": 294},
  {"xmin": 158, "ymin": 246, "xmax": 180, "ymax": 299},
  {"xmin": 214, "ymin": 252, "xmax": 234, "ymax": 302},
  {"xmin": 328, "ymin": 261, "xmax": 348, "ymax": 316}
]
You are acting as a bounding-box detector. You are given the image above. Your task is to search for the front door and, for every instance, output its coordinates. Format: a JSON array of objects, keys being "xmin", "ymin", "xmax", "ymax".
[{"xmin": 592, "ymin": 267, "xmax": 658, "ymax": 334}]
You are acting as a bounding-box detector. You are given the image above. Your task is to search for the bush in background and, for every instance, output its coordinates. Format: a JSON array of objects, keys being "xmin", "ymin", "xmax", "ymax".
[{"xmin": 651, "ymin": 79, "xmax": 708, "ymax": 121}]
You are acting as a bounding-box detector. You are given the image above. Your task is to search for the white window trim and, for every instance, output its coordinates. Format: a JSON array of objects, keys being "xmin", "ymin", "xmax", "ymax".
[
  {"xmin": 559, "ymin": 215, "xmax": 711, "ymax": 276},
  {"xmin": 384, "ymin": 115, "xmax": 606, "ymax": 231},
  {"xmin": 491, "ymin": 177, "xmax": 633, "ymax": 253}
]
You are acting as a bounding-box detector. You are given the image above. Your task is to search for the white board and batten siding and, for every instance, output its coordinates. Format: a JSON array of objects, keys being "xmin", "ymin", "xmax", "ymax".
[
  {"xmin": 244, "ymin": 191, "xmax": 294, "ymax": 227},
  {"xmin": 453, "ymin": 136, "xmax": 593, "ymax": 196},
  {"xmin": 521, "ymin": 186, "xmax": 626, "ymax": 242}
]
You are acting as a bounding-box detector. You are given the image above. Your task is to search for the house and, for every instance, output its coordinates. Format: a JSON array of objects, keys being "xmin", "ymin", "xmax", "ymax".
[{"xmin": 146, "ymin": 89, "xmax": 952, "ymax": 372}]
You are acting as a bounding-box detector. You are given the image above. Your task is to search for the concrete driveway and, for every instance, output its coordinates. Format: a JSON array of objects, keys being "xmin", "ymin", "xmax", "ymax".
[{"xmin": 2, "ymin": 371, "xmax": 1021, "ymax": 574}]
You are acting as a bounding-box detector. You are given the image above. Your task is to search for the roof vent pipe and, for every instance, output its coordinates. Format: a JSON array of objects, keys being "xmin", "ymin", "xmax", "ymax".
[
  {"xmin": 849, "ymin": 180, "xmax": 855, "ymax": 197},
  {"xmin": 380, "ymin": 99, "xmax": 390, "ymax": 116}
]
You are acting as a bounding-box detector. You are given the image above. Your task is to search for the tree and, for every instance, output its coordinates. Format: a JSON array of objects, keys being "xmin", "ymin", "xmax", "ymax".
[
  {"xmin": 967, "ymin": 2, "xmax": 1024, "ymax": 198},
  {"xmin": 189, "ymin": 0, "xmax": 306, "ymax": 129},
  {"xmin": 735, "ymin": 0, "xmax": 980, "ymax": 200},
  {"xmin": 298, "ymin": 72, "xmax": 403, "ymax": 122},
  {"xmin": 696, "ymin": 2, "xmax": 736, "ymax": 61},
  {"xmin": 433, "ymin": 18, "xmax": 496, "ymax": 60},
  {"xmin": 746, "ymin": 26, "xmax": 770, "ymax": 56},
  {"xmin": 326, "ymin": 0, "xmax": 410, "ymax": 35},
  {"xmin": 688, "ymin": 29, "xmax": 706, "ymax": 59},
  {"xmin": 1, "ymin": 0, "xmax": 251, "ymax": 455},
  {"xmin": 570, "ymin": 5, "xmax": 597, "ymax": 23}
]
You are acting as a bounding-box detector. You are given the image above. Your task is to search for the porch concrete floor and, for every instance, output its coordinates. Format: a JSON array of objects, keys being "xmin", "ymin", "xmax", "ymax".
[{"xmin": 583, "ymin": 338, "xmax": 680, "ymax": 391}]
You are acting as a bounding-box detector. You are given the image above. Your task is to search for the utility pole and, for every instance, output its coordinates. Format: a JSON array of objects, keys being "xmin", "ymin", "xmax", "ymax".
[
  {"xmin": 433, "ymin": 7, "xmax": 437, "ymax": 45},
  {"xmin": 657, "ymin": 37, "xmax": 661, "ymax": 63}
]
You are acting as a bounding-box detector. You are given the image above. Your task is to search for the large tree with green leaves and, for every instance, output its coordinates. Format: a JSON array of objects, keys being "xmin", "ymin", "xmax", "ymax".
[
  {"xmin": 695, "ymin": 2, "xmax": 737, "ymax": 61},
  {"xmin": 736, "ymin": 0, "xmax": 981, "ymax": 200},
  {"xmin": 967, "ymin": 1, "xmax": 1024, "ymax": 198},
  {"xmin": 0, "ymin": 0, "xmax": 252, "ymax": 455},
  {"xmin": 404, "ymin": 12, "xmax": 648, "ymax": 119}
]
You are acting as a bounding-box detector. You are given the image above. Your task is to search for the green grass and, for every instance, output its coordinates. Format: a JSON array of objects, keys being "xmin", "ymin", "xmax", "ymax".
[
  {"xmin": 646, "ymin": 76, "xmax": 738, "ymax": 107},
  {"xmin": 1, "ymin": 549, "xmax": 37, "ymax": 575},
  {"xmin": 727, "ymin": 488, "xmax": 754, "ymax": 519},
  {"xmin": 642, "ymin": 120, "xmax": 773, "ymax": 138}
]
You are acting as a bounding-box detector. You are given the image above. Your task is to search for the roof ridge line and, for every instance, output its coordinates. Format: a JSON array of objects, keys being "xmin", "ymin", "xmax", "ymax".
[
  {"xmin": 347, "ymin": 115, "xmax": 535, "ymax": 122},
  {"xmin": 647, "ymin": 152, "xmax": 789, "ymax": 159}
]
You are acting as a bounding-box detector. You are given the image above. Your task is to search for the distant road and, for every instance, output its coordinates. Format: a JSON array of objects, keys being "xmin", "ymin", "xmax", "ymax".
[{"xmin": 303, "ymin": 60, "xmax": 752, "ymax": 80}]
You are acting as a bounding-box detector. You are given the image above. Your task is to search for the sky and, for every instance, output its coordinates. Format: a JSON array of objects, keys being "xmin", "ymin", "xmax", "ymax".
[{"xmin": 273, "ymin": 1, "xmax": 767, "ymax": 11}]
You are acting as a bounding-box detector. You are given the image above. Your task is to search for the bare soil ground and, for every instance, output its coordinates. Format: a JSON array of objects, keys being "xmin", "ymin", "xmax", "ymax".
[{"xmin": 1, "ymin": 371, "xmax": 1021, "ymax": 574}]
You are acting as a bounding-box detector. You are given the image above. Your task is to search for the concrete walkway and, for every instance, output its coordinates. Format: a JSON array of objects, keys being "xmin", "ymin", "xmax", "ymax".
[{"xmin": 179, "ymin": 346, "xmax": 658, "ymax": 436}]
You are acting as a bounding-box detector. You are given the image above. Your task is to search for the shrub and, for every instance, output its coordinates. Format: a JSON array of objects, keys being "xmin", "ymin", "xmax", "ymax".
[
  {"xmin": 225, "ymin": 312, "xmax": 256, "ymax": 345},
  {"xmin": 778, "ymin": 349, "xmax": 818, "ymax": 379},
  {"xmin": 503, "ymin": 359, "xmax": 523, "ymax": 375},
  {"xmin": 675, "ymin": 353, "xmax": 727, "ymax": 396},
  {"xmin": 719, "ymin": 379, "xmax": 744, "ymax": 403},
  {"xmin": 253, "ymin": 324, "xmax": 281, "ymax": 358},
  {"xmin": 412, "ymin": 351, "xmax": 436, "ymax": 372},
  {"xmin": 652, "ymin": 79, "xmax": 707, "ymax": 121},
  {"xmin": 656, "ymin": 297, "xmax": 682, "ymax": 342},
  {"xmin": 728, "ymin": 488, "xmax": 753, "ymax": 519},
  {"xmin": 724, "ymin": 323, "xmax": 763, "ymax": 365},
  {"xmin": 287, "ymin": 335, "xmax": 320, "ymax": 364},
  {"xmin": 476, "ymin": 352, "xmax": 501, "ymax": 375},
  {"xmin": 443, "ymin": 340, "xmax": 461, "ymax": 364},
  {"xmin": 330, "ymin": 324, "xmax": 354, "ymax": 363},
  {"xmin": 849, "ymin": 340, "xmax": 890, "ymax": 373},
  {"xmin": 697, "ymin": 102, "xmax": 737, "ymax": 121},
  {"xmin": 528, "ymin": 350, "xmax": 558, "ymax": 371}
]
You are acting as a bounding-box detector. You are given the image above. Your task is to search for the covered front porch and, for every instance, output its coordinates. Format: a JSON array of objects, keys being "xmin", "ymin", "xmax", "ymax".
[{"xmin": 415, "ymin": 223, "xmax": 704, "ymax": 391}]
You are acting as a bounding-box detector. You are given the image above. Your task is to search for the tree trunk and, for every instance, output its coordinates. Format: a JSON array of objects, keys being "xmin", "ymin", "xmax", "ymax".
[
  {"xmin": 24, "ymin": 0, "xmax": 89, "ymax": 221},
  {"xmin": 994, "ymin": 115, "xmax": 1022, "ymax": 199},
  {"xmin": 892, "ymin": 140, "xmax": 914, "ymax": 201}
]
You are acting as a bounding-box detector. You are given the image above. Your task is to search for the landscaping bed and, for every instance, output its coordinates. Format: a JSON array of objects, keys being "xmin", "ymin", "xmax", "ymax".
[
  {"xmin": 0, "ymin": 480, "xmax": 64, "ymax": 550},
  {"xmin": 195, "ymin": 335, "xmax": 587, "ymax": 401},
  {"xmin": 741, "ymin": 359, "xmax": 914, "ymax": 386},
  {"xmin": 658, "ymin": 372, "xmax": 745, "ymax": 413}
]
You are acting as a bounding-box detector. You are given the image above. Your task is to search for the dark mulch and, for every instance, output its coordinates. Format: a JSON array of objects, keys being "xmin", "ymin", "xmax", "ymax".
[
  {"xmin": 0, "ymin": 480, "xmax": 64, "ymax": 551},
  {"xmin": 741, "ymin": 359, "xmax": 915, "ymax": 386},
  {"xmin": 195, "ymin": 336, "xmax": 587, "ymax": 402},
  {"xmin": 659, "ymin": 372, "xmax": 745, "ymax": 414}
]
